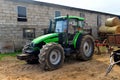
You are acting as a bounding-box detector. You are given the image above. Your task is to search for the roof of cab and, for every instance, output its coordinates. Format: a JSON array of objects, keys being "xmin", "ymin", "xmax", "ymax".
[{"xmin": 55, "ymin": 16, "xmax": 85, "ymax": 21}]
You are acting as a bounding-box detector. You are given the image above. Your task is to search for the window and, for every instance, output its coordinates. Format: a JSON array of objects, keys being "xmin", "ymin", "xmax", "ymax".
[
  {"xmin": 68, "ymin": 19, "xmax": 78, "ymax": 34},
  {"xmin": 17, "ymin": 6, "xmax": 27, "ymax": 22},
  {"xmin": 79, "ymin": 21, "xmax": 84, "ymax": 28},
  {"xmin": 23, "ymin": 28, "xmax": 35, "ymax": 40},
  {"xmin": 55, "ymin": 20, "xmax": 67, "ymax": 32},
  {"xmin": 80, "ymin": 13, "xmax": 85, "ymax": 18},
  {"xmin": 55, "ymin": 11, "xmax": 61, "ymax": 17},
  {"xmin": 97, "ymin": 15, "xmax": 101, "ymax": 27}
]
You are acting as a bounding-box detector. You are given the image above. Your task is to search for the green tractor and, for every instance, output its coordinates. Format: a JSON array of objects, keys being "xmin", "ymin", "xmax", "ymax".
[{"xmin": 17, "ymin": 15, "xmax": 94, "ymax": 70}]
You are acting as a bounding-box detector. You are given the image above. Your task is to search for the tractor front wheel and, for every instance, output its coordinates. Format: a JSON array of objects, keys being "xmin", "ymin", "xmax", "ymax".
[
  {"xmin": 38, "ymin": 43, "xmax": 64, "ymax": 70},
  {"xmin": 77, "ymin": 35, "xmax": 94, "ymax": 61}
]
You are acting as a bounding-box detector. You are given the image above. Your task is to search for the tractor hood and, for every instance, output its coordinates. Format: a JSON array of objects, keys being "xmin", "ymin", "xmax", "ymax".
[{"xmin": 32, "ymin": 33, "xmax": 59, "ymax": 44}]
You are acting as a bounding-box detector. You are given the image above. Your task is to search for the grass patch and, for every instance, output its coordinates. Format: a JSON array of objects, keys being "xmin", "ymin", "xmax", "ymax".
[{"xmin": 0, "ymin": 52, "xmax": 21, "ymax": 60}]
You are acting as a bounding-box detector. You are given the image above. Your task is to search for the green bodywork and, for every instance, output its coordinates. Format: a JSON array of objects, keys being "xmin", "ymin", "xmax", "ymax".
[
  {"xmin": 32, "ymin": 32, "xmax": 82, "ymax": 49},
  {"xmin": 72, "ymin": 31, "xmax": 83, "ymax": 48},
  {"xmin": 32, "ymin": 33, "xmax": 59, "ymax": 44}
]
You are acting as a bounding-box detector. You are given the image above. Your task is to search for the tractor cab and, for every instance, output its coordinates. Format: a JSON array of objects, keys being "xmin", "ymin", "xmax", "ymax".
[
  {"xmin": 48, "ymin": 16, "xmax": 85, "ymax": 47},
  {"xmin": 49, "ymin": 16, "xmax": 85, "ymax": 33}
]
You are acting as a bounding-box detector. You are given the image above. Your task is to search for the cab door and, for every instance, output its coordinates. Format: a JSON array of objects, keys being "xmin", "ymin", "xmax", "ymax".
[{"xmin": 67, "ymin": 19, "xmax": 79, "ymax": 43}]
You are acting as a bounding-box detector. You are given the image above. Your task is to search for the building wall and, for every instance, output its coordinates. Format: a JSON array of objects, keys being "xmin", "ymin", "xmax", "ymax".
[{"xmin": 0, "ymin": 0, "xmax": 118, "ymax": 53}]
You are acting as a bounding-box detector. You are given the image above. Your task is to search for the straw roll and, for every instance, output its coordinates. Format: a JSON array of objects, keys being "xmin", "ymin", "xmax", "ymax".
[
  {"xmin": 99, "ymin": 25, "xmax": 120, "ymax": 34},
  {"xmin": 105, "ymin": 17, "xmax": 120, "ymax": 27}
]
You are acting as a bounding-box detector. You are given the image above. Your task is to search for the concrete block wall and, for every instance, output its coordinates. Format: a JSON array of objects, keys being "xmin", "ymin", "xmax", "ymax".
[{"xmin": 0, "ymin": 0, "xmax": 118, "ymax": 53}]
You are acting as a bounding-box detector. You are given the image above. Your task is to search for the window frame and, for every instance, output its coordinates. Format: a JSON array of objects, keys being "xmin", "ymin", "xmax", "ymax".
[
  {"xmin": 97, "ymin": 15, "xmax": 101, "ymax": 27},
  {"xmin": 80, "ymin": 12, "xmax": 85, "ymax": 18},
  {"xmin": 17, "ymin": 6, "xmax": 27, "ymax": 22},
  {"xmin": 55, "ymin": 11, "xmax": 61, "ymax": 17},
  {"xmin": 23, "ymin": 28, "xmax": 35, "ymax": 40}
]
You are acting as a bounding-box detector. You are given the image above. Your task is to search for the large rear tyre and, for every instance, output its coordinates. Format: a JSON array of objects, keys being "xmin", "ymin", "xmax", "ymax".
[
  {"xmin": 77, "ymin": 35, "xmax": 94, "ymax": 61},
  {"xmin": 38, "ymin": 43, "xmax": 64, "ymax": 70}
]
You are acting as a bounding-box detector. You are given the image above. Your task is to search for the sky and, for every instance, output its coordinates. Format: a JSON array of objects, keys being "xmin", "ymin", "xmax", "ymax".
[{"xmin": 35, "ymin": 0, "xmax": 120, "ymax": 15}]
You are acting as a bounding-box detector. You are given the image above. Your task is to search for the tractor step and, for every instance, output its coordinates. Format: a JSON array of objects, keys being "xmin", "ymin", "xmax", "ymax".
[{"xmin": 64, "ymin": 48, "xmax": 74, "ymax": 56}]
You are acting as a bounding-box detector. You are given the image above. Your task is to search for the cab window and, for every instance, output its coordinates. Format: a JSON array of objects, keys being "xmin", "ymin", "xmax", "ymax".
[
  {"xmin": 55, "ymin": 20, "xmax": 67, "ymax": 32},
  {"xmin": 68, "ymin": 19, "xmax": 78, "ymax": 34}
]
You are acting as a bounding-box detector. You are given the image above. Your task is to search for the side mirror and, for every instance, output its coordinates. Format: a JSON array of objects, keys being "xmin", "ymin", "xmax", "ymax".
[{"xmin": 48, "ymin": 19, "xmax": 53, "ymax": 33}]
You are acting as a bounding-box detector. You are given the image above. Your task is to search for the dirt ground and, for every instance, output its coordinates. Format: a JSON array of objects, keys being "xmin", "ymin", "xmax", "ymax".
[{"xmin": 0, "ymin": 53, "xmax": 120, "ymax": 80}]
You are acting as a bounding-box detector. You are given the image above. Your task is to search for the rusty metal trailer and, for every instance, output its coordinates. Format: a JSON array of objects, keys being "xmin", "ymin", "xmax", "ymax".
[{"xmin": 107, "ymin": 34, "xmax": 120, "ymax": 47}]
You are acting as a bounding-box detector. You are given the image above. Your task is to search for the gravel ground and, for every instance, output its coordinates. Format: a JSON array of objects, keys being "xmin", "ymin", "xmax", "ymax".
[{"xmin": 0, "ymin": 54, "xmax": 120, "ymax": 80}]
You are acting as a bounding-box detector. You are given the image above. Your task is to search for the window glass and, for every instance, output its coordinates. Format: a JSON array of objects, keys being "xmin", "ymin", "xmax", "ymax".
[
  {"xmin": 55, "ymin": 11, "xmax": 61, "ymax": 17},
  {"xmin": 23, "ymin": 28, "xmax": 35, "ymax": 40},
  {"xmin": 17, "ymin": 6, "xmax": 27, "ymax": 22},
  {"xmin": 55, "ymin": 20, "xmax": 67, "ymax": 32},
  {"xmin": 80, "ymin": 13, "xmax": 85, "ymax": 18},
  {"xmin": 79, "ymin": 21, "xmax": 84, "ymax": 28},
  {"xmin": 97, "ymin": 15, "xmax": 101, "ymax": 27},
  {"xmin": 68, "ymin": 19, "xmax": 77, "ymax": 34}
]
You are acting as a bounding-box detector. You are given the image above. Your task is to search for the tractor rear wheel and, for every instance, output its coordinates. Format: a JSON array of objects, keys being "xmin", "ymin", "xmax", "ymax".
[
  {"xmin": 38, "ymin": 43, "xmax": 64, "ymax": 70},
  {"xmin": 77, "ymin": 35, "xmax": 94, "ymax": 61}
]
